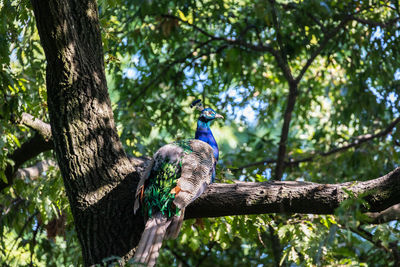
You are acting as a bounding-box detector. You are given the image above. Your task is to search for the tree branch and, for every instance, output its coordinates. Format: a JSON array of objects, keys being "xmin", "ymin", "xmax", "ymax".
[
  {"xmin": 1, "ymin": 133, "xmax": 54, "ymax": 191},
  {"xmin": 130, "ymin": 38, "xmax": 217, "ymax": 105},
  {"xmin": 269, "ymin": 0, "xmax": 294, "ymax": 83},
  {"xmin": 351, "ymin": 16, "xmax": 400, "ymax": 28},
  {"xmin": 365, "ymin": 203, "xmax": 400, "ymax": 224},
  {"xmin": 271, "ymin": 7, "xmax": 353, "ymax": 181},
  {"xmin": 295, "ymin": 17, "xmax": 351, "ymax": 84},
  {"xmin": 287, "ymin": 117, "xmax": 400, "ymax": 166},
  {"xmin": 19, "ymin": 113, "xmax": 52, "ymax": 140},
  {"xmin": 185, "ymin": 167, "xmax": 400, "ymax": 219},
  {"xmin": 349, "ymin": 226, "xmax": 391, "ymax": 253},
  {"xmin": 15, "ymin": 159, "xmax": 57, "ymax": 180},
  {"xmin": 236, "ymin": 117, "xmax": 400, "ymax": 170},
  {"xmin": 350, "ymin": 225, "xmax": 400, "ymax": 264},
  {"xmin": 273, "ymin": 82, "xmax": 298, "ymax": 180},
  {"xmin": 1, "ymin": 114, "xmax": 54, "ymax": 191},
  {"xmin": 160, "ymin": 14, "xmax": 277, "ymax": 56}
]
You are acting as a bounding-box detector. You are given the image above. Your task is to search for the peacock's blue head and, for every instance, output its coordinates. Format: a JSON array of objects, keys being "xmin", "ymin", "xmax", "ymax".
[
  {"xmin": 190, "ymin": 99, "xmax": 223, "ymax": 124},
  {"xmin": 199, "ymin": 108, "xmax": 224, "ymax": 122}
]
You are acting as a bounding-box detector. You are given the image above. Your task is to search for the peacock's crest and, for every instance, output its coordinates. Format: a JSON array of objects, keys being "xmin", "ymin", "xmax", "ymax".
[{"xmin": 190, "ymin": 99, "xmax": 204, "ymax": 111}]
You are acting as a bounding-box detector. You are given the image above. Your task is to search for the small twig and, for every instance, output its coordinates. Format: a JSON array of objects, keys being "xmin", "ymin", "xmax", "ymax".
[
  {"xmin": 269, "ymin": 0, "xmax": 291, "ymax": 78},
  {"xmin": 30, "ymin": 224, "xmax": 41, "ymax": 267},
  {"xmin": 130, "ymin": 38, "xmax": 218, "ymax": 105},
  {"xmin": 257, "ymin": 230, "xmax": 267, "ymax": 248},
  {"xmin": 295, "ymin": 16, "xmax": 351, "ymax": 84},
  {"xmin": 350, "ymin": 226, "xmax": 391, "ymax": 254},
  {"xmin": 351, "ymin": 16, "xmax": 400, "ymax": 28},
  {"xmin": 5, "ymin": 211, "xmax": 39, "ymax": 262}
]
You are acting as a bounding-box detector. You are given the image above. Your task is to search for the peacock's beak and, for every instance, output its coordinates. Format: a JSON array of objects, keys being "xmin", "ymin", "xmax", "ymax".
[{"xmin": 215, "ymin": 113, "xmax": 224, "ymax": 119}]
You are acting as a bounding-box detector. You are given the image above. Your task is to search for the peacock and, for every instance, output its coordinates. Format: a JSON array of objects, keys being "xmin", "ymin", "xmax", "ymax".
[{"xmin": 133, "ymin": 99, "xmax": 223, "ymax": 266}]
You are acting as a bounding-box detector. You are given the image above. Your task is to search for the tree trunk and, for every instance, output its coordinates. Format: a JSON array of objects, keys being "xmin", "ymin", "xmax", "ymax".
[{"xmin": 30, "ymin": 0, "xmax": 144, "ymax": 264}]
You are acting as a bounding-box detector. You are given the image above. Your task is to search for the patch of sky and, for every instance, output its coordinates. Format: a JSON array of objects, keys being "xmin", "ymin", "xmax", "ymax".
[
  {"xmin": 223, "ymin": 24, "xmax": 232, "ymax": 37},
  {"xmin": 131, "ymin": 54, "xmax": 140, "ymax": 65},
  {"xmin": 370, "ymin": 27, "xmax": 384, "ymax": 41},
  {"xmin": 370, "ymin": 27, "xmax": 387, "ymax": 50},
  {"xmin": 123, "ymin": 68, "xmax": 137, "ymax": 79},
  {"xmin": 122, "ymin": 54, "xmax": 141, "ymax": 79},
  {"xmin": 367, "ymin": 78, "xmax": 399, "ymax": 115},
  {"xmin": 10, "ymin": 49, "xmax": 17, "ymax": 62},
  {"xmin": 394, "ymin": 69, "xmax": 400, "ymax": 80},
  {"xmin": 262, "ymin": 168, "xmax": 272, "ymax": 180},
  {"xmin": 122, "ymin": 37, "xmax": 128, "ymax": 46},
  {"xmin": 220, "ymin": 87, "xmax": 268, "ymax": 125}
]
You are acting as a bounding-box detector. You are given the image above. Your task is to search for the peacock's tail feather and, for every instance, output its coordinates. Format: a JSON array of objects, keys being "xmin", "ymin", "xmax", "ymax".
[{"xmin": 133, "ymin": 212, "xmax": 171, "ymax": 267}]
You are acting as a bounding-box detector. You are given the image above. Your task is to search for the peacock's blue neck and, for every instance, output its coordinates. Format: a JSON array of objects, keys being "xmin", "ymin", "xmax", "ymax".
[
  {"xmin": 195, "ymin": 120, "xmax": 219, "ymax": 159},
  {"xmin": 195, "ymin": 119, "xmax": 218, "ymax": 182}
]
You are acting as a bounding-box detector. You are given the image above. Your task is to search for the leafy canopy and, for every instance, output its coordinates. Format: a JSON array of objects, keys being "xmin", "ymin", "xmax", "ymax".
[{"xmin": 1, "ymin": 0, "xmax": 400, "ymax": 266}]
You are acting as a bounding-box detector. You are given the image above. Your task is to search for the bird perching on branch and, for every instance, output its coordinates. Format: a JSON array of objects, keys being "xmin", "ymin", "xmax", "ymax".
[{"xmin": 133, "ymin": 99, "xmax": 223, "ymax": 266}]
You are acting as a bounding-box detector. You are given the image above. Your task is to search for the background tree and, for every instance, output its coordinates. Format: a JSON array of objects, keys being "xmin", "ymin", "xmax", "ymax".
[{"xmin": 1, "ymin": 0, "xmax": 400, "ymax": 266}]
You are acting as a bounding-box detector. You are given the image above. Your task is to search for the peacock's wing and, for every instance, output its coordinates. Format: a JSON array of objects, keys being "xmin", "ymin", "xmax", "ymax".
[
  {"xmin": 173, "ymin": 139, "xmax": 215, "ymax": 210},
  {"xmin": 135, "ymin": 139, "xmax": 215, "ymax": 217},
  {"xmin": 133, "ymin": 140, "xmax": 215, "ymax": 266}
]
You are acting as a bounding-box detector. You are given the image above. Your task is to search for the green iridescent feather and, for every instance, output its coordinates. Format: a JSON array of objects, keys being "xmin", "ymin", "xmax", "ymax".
[
  {"xmin": 173, "ymin": 139, "xmax": 193, "ymax": 154},
  {"xmin": 143, "ymin": 141, "xmax": 193, "ymax": 218}
]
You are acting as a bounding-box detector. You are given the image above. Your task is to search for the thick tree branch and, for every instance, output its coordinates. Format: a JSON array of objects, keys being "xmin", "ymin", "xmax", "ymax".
[
  {"xmin": 1, "ymin": 133, "xmax": 54, "ymax": 191},
  {"xmin": 237, "ymin": 117, "xmax": 400, "ymax": 170},
  {"xmin": 1, "ymin": 114, "xmax": 54, "ymax": 191},
  {"xmin": 185, "ymin": 167, "xmax": 400, "ymax": 219},
  {"xmin": 365, "ymin": 204, "xmax": 400, "ymax": 224},
  {"xmin": 15, "ymin": 159, "xmax": 57, "ymax": 180},
  {"xmin": 19, "ymin": 113, "xmax": 52, "ymax": 140}
]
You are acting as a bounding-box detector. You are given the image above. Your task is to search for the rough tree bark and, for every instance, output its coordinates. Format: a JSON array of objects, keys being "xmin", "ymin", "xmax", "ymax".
[
  {"xmin": 187, "ymin": 167, "xmax": 400, "ymax": 218},
  {"xmin": 28, "ymin": 0, "xmax": 400, "ymax": 266},
  {"xmin": 30, "ymin": 0, "xmax": 145, "ymax": 264}
]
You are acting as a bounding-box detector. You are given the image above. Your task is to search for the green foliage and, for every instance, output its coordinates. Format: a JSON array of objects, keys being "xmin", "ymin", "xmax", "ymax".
[{"xmin": 1, "ymin": 0, "xmax": 400, "ymax": 266}]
